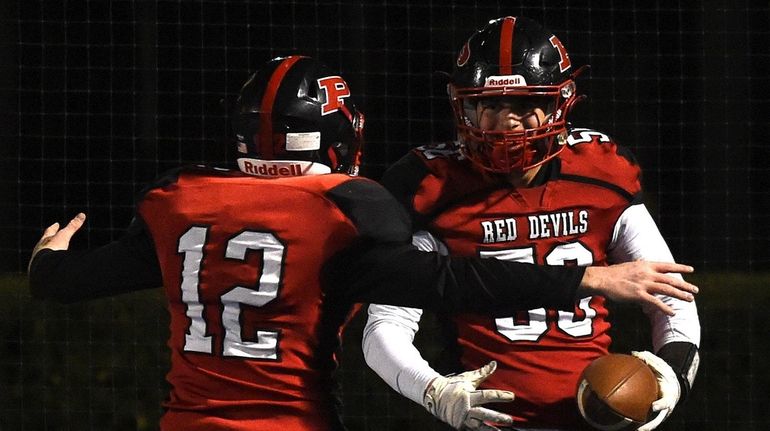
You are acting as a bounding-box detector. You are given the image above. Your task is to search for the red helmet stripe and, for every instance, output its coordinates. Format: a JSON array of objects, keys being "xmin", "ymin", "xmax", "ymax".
[
  {"xmin": 499, "ymin": 16, "xmax": 516, "ymax": 75},
  {"xmin": 258, "ymin": 56, "xmax": 304, "ymax": 159}
]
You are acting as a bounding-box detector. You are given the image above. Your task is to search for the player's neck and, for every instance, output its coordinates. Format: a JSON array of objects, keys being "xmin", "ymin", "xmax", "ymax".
[{"xmin": 507, "ymin": 165, "xmax": 542, "ymax": 188}]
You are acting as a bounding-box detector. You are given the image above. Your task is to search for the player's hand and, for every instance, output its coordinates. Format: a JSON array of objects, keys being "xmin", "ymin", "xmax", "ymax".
[
  {"xmin": 581, "ymin": 261, "xmax": 698, "ymax": 316},
  {"xmin": 631, "ymin": 351, "xmax": 680, "ymax": 431},
  {"xmin": 422, "ymin": 360, "xmax": 514, "ymax": 430},
  {"xmin": 28, "ymin": 213, "xmax": 86, "ymax": 273}
]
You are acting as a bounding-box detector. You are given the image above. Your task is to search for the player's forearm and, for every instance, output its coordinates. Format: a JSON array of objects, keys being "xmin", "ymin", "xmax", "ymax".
[
  {"xmin": 442, "ymin": 255, "xmax": 586, "ymax": 312},
  {"xmin": 325, "ymin": 242, "xmax": 585, "ymax": 313},
  {"xmin": 30, "ymin": 248, "xmax": 116, "ymax": 302},
  {"xmin": 362, "ymin": 305, "xmax": 439, "ymax": 404},
  {"xmin": 29, "ymin": 239, "xmax": 161, "ymax": 303}
]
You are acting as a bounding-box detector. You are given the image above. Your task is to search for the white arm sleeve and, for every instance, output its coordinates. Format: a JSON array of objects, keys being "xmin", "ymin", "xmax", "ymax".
[
  {"xmin": 361, "ymin": 231, "xmax": 446, "ymax": 405},
  {"xmin": 607, "ymin": 204, "xmax": 701, "ymax": 351}
]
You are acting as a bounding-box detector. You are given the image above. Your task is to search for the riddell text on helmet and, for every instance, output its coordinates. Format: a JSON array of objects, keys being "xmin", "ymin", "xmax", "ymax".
[
  {"xmin": 241, "ymin": 161, "xmax": 304, "ymax": 177},
  {"xmin": 484, "ymin": 75, "xmax": 527, "ymax": 87}
]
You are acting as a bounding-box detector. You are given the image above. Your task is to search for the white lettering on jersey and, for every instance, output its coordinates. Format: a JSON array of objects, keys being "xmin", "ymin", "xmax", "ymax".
[
  {"xmin": 566, "ymin": 128, "xmax": 611, "ymax": 146},
  {"xmin": 481, "ymin": 217, "xmax": 517, "ymax": 243},
  {"xmin": 528, "ymin": 210, "xmax": 589, "ymax": 239}
]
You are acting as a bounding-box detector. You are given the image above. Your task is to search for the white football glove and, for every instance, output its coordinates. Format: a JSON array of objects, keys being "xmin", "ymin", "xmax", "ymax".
[
  {"xmin": 423, "ymin": 360, "xmax": 514, "ymax": 430},
  {"xmin": 631, "ymin": 351, "xmax": 681, "ymax": 431}
]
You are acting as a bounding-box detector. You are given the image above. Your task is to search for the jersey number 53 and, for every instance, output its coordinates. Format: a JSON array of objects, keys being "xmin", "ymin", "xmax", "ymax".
[{"xmin": 481, "ymin": 241, "xmax": 598, "ymax": 342}]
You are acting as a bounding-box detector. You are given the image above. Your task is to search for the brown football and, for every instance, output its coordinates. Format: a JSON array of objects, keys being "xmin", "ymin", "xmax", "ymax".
[{"xmin": 576, "ymin": 353, "xmax": 659, "ymax": 430}]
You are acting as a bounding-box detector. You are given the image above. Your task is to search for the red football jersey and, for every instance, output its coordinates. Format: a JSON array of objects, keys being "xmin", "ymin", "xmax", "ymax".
[
  {"xmin": 382, "ymin": 129, "xmax": 642, "ymax": 427},
  {"xmin": 137, "ymin": 167, "xmax": 405, "ymax": 431}
]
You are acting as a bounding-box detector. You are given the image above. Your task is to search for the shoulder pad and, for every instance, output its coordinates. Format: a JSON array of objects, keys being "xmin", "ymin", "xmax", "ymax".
[
  {"xmin": 559, "ymin": 128, "xmax": 642, "ymax": 197},
  {"xmin": 135, "ymin": 166, "xmax": 185, "ymax": 202},
  {"xmin": 382, "ymin": 144, "xmax": 494, "ymax": 228},
  {"xmin": 135, "ymin": 164, "xmax": 239, "ymax": 201},
  {"xmin": 566, "ymin": 128, "xmax": 638, "ymax": 165},
  {"xmin": 326, "ymin": 177, "xmax": 412, "ymax": 243}
]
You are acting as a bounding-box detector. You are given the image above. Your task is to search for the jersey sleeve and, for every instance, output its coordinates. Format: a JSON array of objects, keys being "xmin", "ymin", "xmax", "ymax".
[
  {"xmin": 325, "ymin": 177, "xmax": 413, "ymax": 244},
  {"xmin": 27, "ymin": 168, "xmax": 192, "ymax": 302},
  {"xmin": 28, "ymin": 216, "xmax": 162, "ymax": 303},
  {"xmin": 608, "ymin": 203, "xmax": 701, "ymax": 400},
  {"xmin": 608, "ymin": 203, "xmax": 701, "ymax": 349},
  {"xmin": 323, "ymin": 240, "xmax": 586, "ymax": 313},
  {"xmin": 379, "ymin": 151, "xmax": 432, "ymax": 228}
]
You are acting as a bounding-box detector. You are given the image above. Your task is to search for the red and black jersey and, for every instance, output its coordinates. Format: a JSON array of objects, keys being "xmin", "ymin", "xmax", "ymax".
[
  {"xmin": 381, "ymin": 129, "xmax": 643, "ymax": 427},
  {"xmin": 134, "ymin": 166, "xmax": 409, "ymax": 431}
]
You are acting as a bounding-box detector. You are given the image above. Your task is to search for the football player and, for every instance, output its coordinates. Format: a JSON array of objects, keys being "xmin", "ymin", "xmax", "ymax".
[
  {"xmin": 363, "ymin": 17, "xmax": 701, "ymax": 431},
  {"xmin": 28, "ymin": 56, "xmax": 697, "ymax": 431}
]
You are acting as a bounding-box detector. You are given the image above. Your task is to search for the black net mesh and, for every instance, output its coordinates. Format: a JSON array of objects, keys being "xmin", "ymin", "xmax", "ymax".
[{"xmin": 2, "ymin": 1, "xmax": 768, "ymax": 430}]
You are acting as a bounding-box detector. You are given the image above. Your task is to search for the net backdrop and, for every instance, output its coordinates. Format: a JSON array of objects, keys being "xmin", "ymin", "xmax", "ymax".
[{"xmin": 1, "ymin": 1, "xmax": 768, "ymax": 430}]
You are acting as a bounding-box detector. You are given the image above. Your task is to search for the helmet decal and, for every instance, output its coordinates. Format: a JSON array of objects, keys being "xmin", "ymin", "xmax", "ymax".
[
  {"xmin": 549, "ymin": 35, "xmax": 572, "ymax": 72},
  {"xmin": 498, "ymin": 16, "xmax": 516, "ymax": 75},
  {"xmin": 317, "ymin": 76, "xmax": 351, "ymax": 116},
  {"xmin": 258, "ymin": 56, "xmax": 304, "ymax": 159},
  {"xmin": 457, "ymin": 41, "xmax": 471, "ymax": 67}
]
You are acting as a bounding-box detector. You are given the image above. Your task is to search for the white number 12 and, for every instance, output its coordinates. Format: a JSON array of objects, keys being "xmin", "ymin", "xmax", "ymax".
[{"xmin": 177, "ymin": 226, "xmax": 284, "ymax": 360}]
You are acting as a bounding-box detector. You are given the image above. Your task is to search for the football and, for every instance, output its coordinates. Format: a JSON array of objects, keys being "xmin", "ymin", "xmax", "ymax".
[{"xmin": 576, "ymin": 353, "xmax": 659, "ymax": 430}]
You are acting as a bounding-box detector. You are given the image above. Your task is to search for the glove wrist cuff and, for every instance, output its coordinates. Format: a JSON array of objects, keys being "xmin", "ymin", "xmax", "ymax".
[{"xmin": 422, "ymin": 377, "xmax": 441, "ymax": 414}]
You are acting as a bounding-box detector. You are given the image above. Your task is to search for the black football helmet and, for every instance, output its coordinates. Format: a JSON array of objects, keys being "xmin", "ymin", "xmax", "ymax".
[
  {"xmin": 449, "ymin": 16, "xmax": 586, "ymax": 174},
  {"xmin": 233, "ymin": 56, "xmax": 365, "ymax": 176}
]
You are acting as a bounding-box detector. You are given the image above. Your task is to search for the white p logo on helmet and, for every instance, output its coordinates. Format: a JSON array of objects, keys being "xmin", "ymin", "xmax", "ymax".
[{"xmin": 317, "ymin": 76, "xmax": 351, "ymax": 116}]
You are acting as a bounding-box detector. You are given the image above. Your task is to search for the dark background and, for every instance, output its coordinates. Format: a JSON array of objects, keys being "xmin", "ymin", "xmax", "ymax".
[
  {"xmin": 1, "ymin": 1, "xmax": 768, "ymax": 430},
  {"xmin": 2, "ymin": 0, "xmax": 768, "ymax": 272}
]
